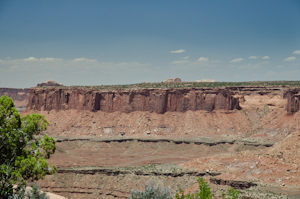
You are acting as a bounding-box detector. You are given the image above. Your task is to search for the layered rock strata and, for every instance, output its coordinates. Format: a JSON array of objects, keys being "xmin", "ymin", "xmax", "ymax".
[
  {"xmin": 3, "ymin": 85, "xmax": 299, "ymax": 114},
  {"xmin": 37, "ymin": 80, "xmax": 64, "ymax": 87},
  {"xmin": 285, "ymin": 89, "xmax": 300, "ymax": 114},
  {"xmin": 26, "ymin": 88, "xmax": 241, "ymax": 113}
]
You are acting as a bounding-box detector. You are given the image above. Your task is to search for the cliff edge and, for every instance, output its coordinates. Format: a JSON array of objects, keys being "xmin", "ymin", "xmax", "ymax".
[{"xmin": 26, "ymin": 87, "xmax": 241, "ymax": 113}]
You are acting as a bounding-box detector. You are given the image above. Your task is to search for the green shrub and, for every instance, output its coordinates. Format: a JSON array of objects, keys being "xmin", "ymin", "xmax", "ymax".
[
  {"xmin": 0, "ymin": 95, "xmax": 56, "ymax": 198},
  {"xmin": 128, "ymin": 177, "xmax": 241, "ymax": 199},
  {"xmin": 175, "ymin": 177, "xmax": 240, "ymax": 199},
  {"xmin": 129, "ymin": 180, "xmax": 174, "ymax": 199},
  {"xmin": 222, "ymin": 187, "xmax": 240, "ymax": 199},
  {"xmin": 175, "ymin": 177, "xmax": 214, "ymax": 199},
  {"xmin": 9, "ymin": 185, "xmax": 49, "ymax": 199}
]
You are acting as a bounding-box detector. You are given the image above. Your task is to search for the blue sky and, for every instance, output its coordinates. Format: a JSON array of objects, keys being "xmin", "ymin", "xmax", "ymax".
[{"xmin": 0, "ymin": 0, "xmax": 300, "ymax": 88}]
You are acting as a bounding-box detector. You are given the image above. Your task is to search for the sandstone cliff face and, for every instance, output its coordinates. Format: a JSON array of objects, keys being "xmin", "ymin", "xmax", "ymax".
[
  {"xmin": 26, "ymin": 88, "xmax": 240, "ymax": 113},
  {"xmin": 229, "ymin": 86, "xmax": 300, "ymax": 114},
  {"xmin": 6, "ymin": 85, "xmax": 300, "ymax": 114},
  {"xmin": 37, "ymin": 80, "xmax": 64, "ymax": 87},
  {"xmin": 285, "ymin": 89, "xmax": 300, "ymax": 114}
]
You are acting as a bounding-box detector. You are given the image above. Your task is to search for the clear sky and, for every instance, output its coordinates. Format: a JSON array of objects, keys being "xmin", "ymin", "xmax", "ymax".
[{"xmin": 1, "ymin": 0, "xmax": 300, "ymax": 88}]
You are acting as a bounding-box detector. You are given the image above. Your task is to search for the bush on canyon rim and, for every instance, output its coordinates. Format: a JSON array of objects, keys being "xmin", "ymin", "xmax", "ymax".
[
  {"xmin": 129, "ymin": 180, "xmax": 174, "ymax": 199},
  {"xmin": 9, "ymin": 184, "xmax": 49, "ymax": 199},
  {"xmin": 129, "ymin": 178, "xmax": 240, "ymax": 199},
  {"xmin": 0, "ymin": 95, "xmax": 56, "ymax": 198},
  {"xmin": 176, "ymin": 177, "xmax": 240, "ymax": 199}
]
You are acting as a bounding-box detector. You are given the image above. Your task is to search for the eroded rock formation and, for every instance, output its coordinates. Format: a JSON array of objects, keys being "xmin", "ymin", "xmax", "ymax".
[
  {"xmin": 285, "ymin": 89, "xmax": 300, "ymax": 114},
  {"xmin": 210, "ymin": 178, "xmax": 257, "ymax": 189},
  {"xmin": 163, "ymin": 77, "xmax": 182, "ymax": 83},
  {"xmin": 37, "ymin": 80, "xmax": 64, "ymax": 87},
  {"xmin": 26, "ymin": 88, "xmax": 240, "ymax": 113},
  {"xmin": 4, "ymin": 85, "xmax": 300, "ymax": 114}
]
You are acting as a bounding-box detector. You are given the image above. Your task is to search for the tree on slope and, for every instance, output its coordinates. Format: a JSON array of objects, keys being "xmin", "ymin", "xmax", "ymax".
[{"xmin": 0, "ymin": 95, "xmax": 56, "ymax": 198}]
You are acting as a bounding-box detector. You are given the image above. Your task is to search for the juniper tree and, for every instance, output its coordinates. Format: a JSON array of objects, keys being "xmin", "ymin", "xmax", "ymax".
[{"xmin": 0, "ymin": 95, "xmax": 56, "ymax": 198}]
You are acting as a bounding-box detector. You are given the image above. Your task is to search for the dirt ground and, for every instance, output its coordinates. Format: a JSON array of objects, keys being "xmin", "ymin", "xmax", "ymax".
[
  {"xmin": 23, "ymin": 105, "xmax": 299, "ymax": 143},
  {"xmin": 20, "ymin": 94, "xmax": 300, "ymax": 198},
  {"xmin": 49, "ymin": 137, "xmax": 241, "ymax": 168}
]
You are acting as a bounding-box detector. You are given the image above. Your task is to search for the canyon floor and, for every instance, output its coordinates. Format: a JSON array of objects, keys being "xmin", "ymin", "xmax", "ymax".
[{"xmin": 21, "ymin": 98, "xmax": 300, "ymax": 199}]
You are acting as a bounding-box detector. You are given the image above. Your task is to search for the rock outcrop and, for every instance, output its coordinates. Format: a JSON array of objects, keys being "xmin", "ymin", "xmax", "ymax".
[
  {"xmin": 26, "ymin": 87, "xmax": 240, "ymax": 113},
  {"xmin": 37, "ymin": 80, "xmax": 63, "ymax": 87},
  {"xmin": 4, "ymin": 85, "xmax": 300, "ymax": 114},
  {"xmin": 163, "ymin": 78, "xmax": 182, "ymax": 83},
  {"xmin": 210, "ymin": 178, "xmax": 257, "ymax": 189},
  {"xmin": 285, "ymin": 89, "xmax": 300, "ymax": 114}
]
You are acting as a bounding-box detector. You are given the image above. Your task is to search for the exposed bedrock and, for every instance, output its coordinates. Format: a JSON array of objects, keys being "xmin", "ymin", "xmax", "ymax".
[
  {"xmin": 6, "ymin": 85, "xmax": 300, "ymax": 114},
  {"xmin": 26, "ymin": 88, "xmax": 241, "ymax": 113},
  {"xmin": 285, "ymin": 90, "xmax": 300, "ymax": 114},
  {"xmin": 210, "ymin": 178, "xmax": 257, "ymax": 190}
]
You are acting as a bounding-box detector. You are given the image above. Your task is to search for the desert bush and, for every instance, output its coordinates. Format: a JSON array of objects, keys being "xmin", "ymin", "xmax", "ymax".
[
  {"xmin": 9, "ymin": 185, "xmax": 49, "ymax": 199},
  {"xmin": 129, "ymin": 180, "xmax": 174, "ymax": 199},
  {"xmin": 222, "ymin": 187, "xmax": 240, "ymax": 199},
  {"xmin": 175, "ymin": 177, "xmax": 214, "ymax": 199},
  {"xmin": 175, "ymin": 177, "xmax": 240, "ymax": 199}
]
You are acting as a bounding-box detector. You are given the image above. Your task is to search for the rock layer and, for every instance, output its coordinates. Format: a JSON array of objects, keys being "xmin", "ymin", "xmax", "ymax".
[
  {"xmin": 4, "ymin": 85, "xmax": 300, "ymax": 114},
  {"xmin": 285, "ymin": 89, "xmax": 300, "ymax": 114},
  {"xmin": 26, "ymin": 88, "xmax": 241, "ymax": 113},
  {"xmin": 210, "ymin": 178, "xmax": 257, "ymax": 190},
  {"xmin": 37, "ymin": 80, "xmax": 64, "ymax": 87}
]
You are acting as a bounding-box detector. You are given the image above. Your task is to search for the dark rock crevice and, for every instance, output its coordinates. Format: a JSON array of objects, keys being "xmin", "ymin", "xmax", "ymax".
[
  {"xmin": 210, "ymin": 177, "xmax": 257, "ymax": 190},
  {"xmin": 57, "ymin": 168, "xmax": 221, "ymax": 177}
]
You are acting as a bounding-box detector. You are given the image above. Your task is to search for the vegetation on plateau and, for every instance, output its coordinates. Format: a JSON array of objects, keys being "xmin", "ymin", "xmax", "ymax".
[
  {"xmin": 44, "ymin": 80, "xmax": 300, "ymax": 90},
  {"xmin": 129, "ymin": 181, "xmax": 174, "ymax": 199},
  {"xmin": 129, "ymin": 176, "xmax": 289, "ymax": 199},
  {"xmin": 0, "ymin": 95, "xmax": 56, "ymax": 198},
  {"xmin": 129, "ymin": 177, "xmax": 240, "ymax": 199},
  {"xmin": 9, "ymin": 184, "xmax": 49, "ymax": 199},
  {"xmin": 175, "ymin": 177, "xmax": 240, "ymax": 199}
]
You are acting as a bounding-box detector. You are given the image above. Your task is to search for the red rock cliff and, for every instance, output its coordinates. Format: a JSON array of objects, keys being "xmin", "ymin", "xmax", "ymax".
[
  {"xmin": 26, "ymin": 87, "xmax": 241, "ymax": 113},
  {"xmin": 285, "ymin": 89, "xmax": 300, "ymax": 114}
]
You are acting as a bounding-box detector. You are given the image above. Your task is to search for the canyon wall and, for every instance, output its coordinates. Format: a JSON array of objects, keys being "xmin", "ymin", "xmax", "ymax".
[
  {"xmin": 22, "ymin": 86, "xmax": 300, "ymax": 199},
  {"xmin": 285, "ymin": 89, "xmax": 300, "ymax": 114},
  {"xmin": 26, "ymin": 87, "xmax": 241, "ymax": 113},
  {"xmin": 2, "ymin": 85, "xmax": 299, "ymax": 114}
]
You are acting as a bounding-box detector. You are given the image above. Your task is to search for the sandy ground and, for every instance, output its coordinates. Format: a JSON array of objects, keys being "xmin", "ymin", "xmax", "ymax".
[
  {"xmin": 46, "ymin": 192, "xmax": 66, "ymax": 199},
  {"xmin": 13, "ymin": 186, "xmax": 66, "ymax": 199},
  {"xmin": 19, "ymin": 94, "xmax": 300, "ymax": 198}
]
